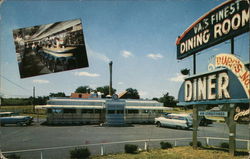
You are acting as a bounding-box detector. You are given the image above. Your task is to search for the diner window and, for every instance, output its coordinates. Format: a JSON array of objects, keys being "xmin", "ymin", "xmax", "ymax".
[
  {"xmin": 108, "ymin": 110, "xmax": 115, "ymax": 114},
  {"xmin": 82, "ymin": 109, "xmax": 94, "ymax": 114},
  {"xmin": 94, "ymin": 109, "xmax": 101, "ymax": 114},
  {"xmin": 117, "ymin": 110, "xmax": 124, "ymax": 114},
  {"xmin": 63, "ymin": 109, "xmax": 76, "ymax": 113},
  {"xmin": 128, "ymin": 110, "xmax": 139, "ymax": 114},
  {"xmin": 47, "ymin": 108, "xmax": 52, "ymax": 113},
  {"xmin": 52, "ymin": 109, "xmax": 62, "ymax": 113}
]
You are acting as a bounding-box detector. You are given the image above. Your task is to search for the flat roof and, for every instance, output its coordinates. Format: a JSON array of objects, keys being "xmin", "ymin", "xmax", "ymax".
[
  {"xmin": 36, "ymin": 105, "xmax": 167, "ymax": 110},
  {"xmin": 49, "ymin": 97, "xmax": 161, "ymax": 103},
  {"xmin": 126, "ymin": 106, "xmax": 169, "ymax": 110},
  {"xmin": 35, "ymin": 105, "xmax": 104, "ymax": 109}
]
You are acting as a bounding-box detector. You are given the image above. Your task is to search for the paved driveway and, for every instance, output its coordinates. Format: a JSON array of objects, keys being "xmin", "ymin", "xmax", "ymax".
[{"xmin": 1, "ymin": 122, "xmax": 249, "ymax": 159}]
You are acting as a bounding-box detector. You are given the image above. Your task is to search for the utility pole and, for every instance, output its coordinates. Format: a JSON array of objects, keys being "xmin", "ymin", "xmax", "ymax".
[
  {"xmin": 109, "ymin": 61, "xmax": 113, "ymax": 96},
  {"xmin": 33, "ymin": 86, "xmax": 35, "ymax": 113},
  {"xmin": 0, "ymin": 95, "xmax": 2, "ymax": 110}
]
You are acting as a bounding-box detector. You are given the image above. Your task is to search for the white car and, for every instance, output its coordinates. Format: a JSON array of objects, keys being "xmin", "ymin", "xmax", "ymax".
[{"xmin": 155, "ymin": 113, "xmax": 193, "ymax": 129}]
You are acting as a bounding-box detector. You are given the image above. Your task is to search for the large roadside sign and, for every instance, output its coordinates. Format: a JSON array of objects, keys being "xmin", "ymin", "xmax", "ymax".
[{"xmin": 176, "ymin": 0, "xmax": 249, "ymax": 60}]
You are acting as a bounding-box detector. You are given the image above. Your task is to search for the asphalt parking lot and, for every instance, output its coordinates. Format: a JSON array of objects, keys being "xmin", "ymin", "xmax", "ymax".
[{"xmin": 0, "ymin": 122, "xmax": 249, "ymax": 159}]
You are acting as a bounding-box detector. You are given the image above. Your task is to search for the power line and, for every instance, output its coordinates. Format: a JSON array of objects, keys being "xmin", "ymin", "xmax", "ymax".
[{"xmin": 0, "ymin": 74, "xmax": 30, "ymax": 92}]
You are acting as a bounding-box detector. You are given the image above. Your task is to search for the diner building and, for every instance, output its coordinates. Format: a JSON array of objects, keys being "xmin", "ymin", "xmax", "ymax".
[{"xmin": 37, "ymin": 97, "xmax": 168, "ymax": 125}]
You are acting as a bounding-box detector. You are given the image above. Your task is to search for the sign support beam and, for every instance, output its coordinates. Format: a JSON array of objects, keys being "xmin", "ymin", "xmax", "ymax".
[
  {"xmin": 192, "ymin": 105, "xmax": 198, "ymax": 149},
  {"xmin": 193, "ymin": 54, "xmax": 196, "ymax": 75},
  {"xmin": 223, "ymin": 104, "xmax": 236, "ymax": 156},
  {"xmin": 192, "ymin": 105, "xmax": 206, "ymax": 149},
  {"xmin": 231, "ymin": 38, "xmax": 234, "ymax": 54}
]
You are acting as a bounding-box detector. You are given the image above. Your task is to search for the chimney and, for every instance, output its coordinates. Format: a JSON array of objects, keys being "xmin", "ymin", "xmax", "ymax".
[{"xmin": 109, "ymin": 61, "xmax": 113, "ymax": 96}]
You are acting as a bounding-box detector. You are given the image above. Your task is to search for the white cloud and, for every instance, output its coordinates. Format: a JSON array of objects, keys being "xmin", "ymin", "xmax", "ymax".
[
  {"xmin": 212, "ymin": 48, "xmax": 219, "ymax": 51},
  {"xmin": 147, "ymin": 53, "xmax": 163, "ymax": 60},
  {"xmin": 74, "ymin": 71, "xmax": 100, "ymax": 77},
  {"xmin": 138, "ymin": 90, "xmax": 148, "ymax": 97},
  {"xmin": 121, "ymin": 50, "xmax": 133, "ymax": 58},
  {"xmin": 86, "ymin": 45, "xmax": 111, "ymax": 63},
  {"xmin": 89, "ymin": 84, "xmax": 98, "ymax": 89},
  {"xmin": 169, "ymin": 73, "xmax": 186, "ymax": 82},
  {"xmin": 118, "ymin": 82, "xmax": 124, "ymax": 85},
  {"xmin": 33, "ymin": 79, "xmax": 50, "ymax": 84}
]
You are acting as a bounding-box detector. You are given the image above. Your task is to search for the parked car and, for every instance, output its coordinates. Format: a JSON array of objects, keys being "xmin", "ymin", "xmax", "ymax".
[
  {"xmin": 199, "ymin": 116, "xmax": 213, "ymax": 126},
  {"xmin": 189, "ymin": 113, "xmax": 213, "ymax": 126},
  {"xmin": 155, "ymin": 113, "xmax": 193, "ymax": 129},
  {"xmin": 161, "ymin": 112, "xmax": 171, "ymax": 117},
  {"xmin": 0, "ymin": 112, "xmax": 33, "ymax": 126}
]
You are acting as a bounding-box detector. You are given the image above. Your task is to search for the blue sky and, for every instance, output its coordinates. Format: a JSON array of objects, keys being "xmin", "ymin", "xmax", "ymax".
[{"xmin": 0, "ymin": 0, "xmax": 249, "ymax": 99}]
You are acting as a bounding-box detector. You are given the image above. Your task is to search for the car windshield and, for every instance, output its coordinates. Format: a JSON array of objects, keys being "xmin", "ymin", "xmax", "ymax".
[
  {"xmin": 186, "ymin": 116, "xmax": 193, "ymax": 121},
  {"xmin": 0, "ymin": 112, "xmax": 13, "ymax": 117}
]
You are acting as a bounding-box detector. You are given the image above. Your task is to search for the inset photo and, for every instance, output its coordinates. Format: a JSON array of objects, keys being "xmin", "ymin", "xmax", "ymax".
[{"xmin": 13, "ymin": 19, "xmax": 89, "ymax": 78}]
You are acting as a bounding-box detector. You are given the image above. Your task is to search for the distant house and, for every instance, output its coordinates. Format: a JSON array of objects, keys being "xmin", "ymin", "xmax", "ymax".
[
  {"xmin": 70, "ymin": 93, "xmax": 99, "ymax": 99},
  {"xmin": 118, "ymin": 91, "xmax": 139, "ymax": 99},
  {"xmin": 118, "ymin": 91, "xmax": 128, "ymax": 99}
]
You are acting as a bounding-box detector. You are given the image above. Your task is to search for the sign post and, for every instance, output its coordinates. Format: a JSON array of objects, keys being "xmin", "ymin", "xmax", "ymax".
[
  {"xmin": 225, "ymin": 104, "xmax": 236, "ymax": 156},
  {"xmin": 192, "ymin": 105, "xmax": 206, "ymax": 149},
  {"xmin": 192, "ymin": 105, "xmax": 198, "ymax": 149}
]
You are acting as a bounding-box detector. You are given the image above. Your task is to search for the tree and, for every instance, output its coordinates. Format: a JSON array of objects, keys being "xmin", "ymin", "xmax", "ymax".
[
  {"xmin": 125, "ymin": 88, "xmax": 140, "ymax": 99},
  {"xmin": 96, "ymin": 86, "xmax": 116, "ymax": 97},
  {"xmin": 75, "ymin": 86, "xmax": 92, "ymax": 93},
  {"xmin": 158, "ymin": 92, "xmax": 177, "ymax": 107},
  {"xmin": 152, "ymin": 97, "xmax": 159, "ymax": 101},
  {"xmin": 49, "ymin": 92, "xmax": 66, "ymax": 97},
  {"xmin": 35, "ymin": 96, "xmax": 49, "ymax": 105}
]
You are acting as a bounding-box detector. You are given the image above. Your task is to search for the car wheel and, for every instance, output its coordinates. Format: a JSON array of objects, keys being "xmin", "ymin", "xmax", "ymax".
[
  {"xmin": 156, "ymin": 122, "xmax": 161, "ymax": 127},
  {"xmin": 204, "ymin": 122, "xmax": 208, "ymax": 126},
  {"xmin": 17, "ymin": 122, "xmax": 24, "ymax": 126},
  {"xmin": 176, "ymin": 126, "xmax": 182, "ymax": 130},
  {"xmin": 26, "ymin": 122, "xmax": 32, "ymax": 126}
]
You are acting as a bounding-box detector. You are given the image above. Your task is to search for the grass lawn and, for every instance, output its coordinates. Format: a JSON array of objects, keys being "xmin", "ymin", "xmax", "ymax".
[
  {"xmin": 93, "ymin": 147, "xmax": 249, "ymax": 159},
  {"xmin": 0, "ymin": 105, "xmax": 47, "ymax": 118}
]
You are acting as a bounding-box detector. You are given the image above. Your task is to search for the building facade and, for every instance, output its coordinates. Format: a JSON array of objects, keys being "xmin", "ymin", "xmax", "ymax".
[{"xmin": 37, "ymin": 97, "xmax": 168, "ymax": 125}]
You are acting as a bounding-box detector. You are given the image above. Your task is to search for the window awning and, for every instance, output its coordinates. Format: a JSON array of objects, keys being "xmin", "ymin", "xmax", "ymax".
[
  {"xmin": 35, "ymin": 105, "xmax": 104, "ymax": 109},
  {"xmin": 126, "ymin": 106, "xmax": 169, "ymax": 110}
]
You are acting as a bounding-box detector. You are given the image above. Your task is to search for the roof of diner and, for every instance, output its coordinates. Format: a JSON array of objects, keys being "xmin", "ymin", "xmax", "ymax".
[
  {"xmin": 49, "ymin": 97, "xmax": 162, "ymax": 103},
  {"xmin": 35, "ymin": 105, "xmax": 167, "ymax": 110}
]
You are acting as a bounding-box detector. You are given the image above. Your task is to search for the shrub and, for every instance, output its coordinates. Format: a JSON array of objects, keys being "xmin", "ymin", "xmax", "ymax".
[
  {"xmin": 70, "ymin": 147, "xmax": 91, "ymax": 159},
  {"xmin": 220, "ymin": 142, "xmax": 229, "ymax": 148},
  {"xmin": 5, "ymin": 154, "xmax": 21, "ymax": 159},
  {"xmin": 124, "ymin": 144, "xmax": 138, "ymax": 154},
  {"xmin": 160, "ymin": 141, "xmax": 173, "ymax": 149},
  {"xmin": 189, "ymin": 141, "xmax": 202, "ymax": 147}
]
